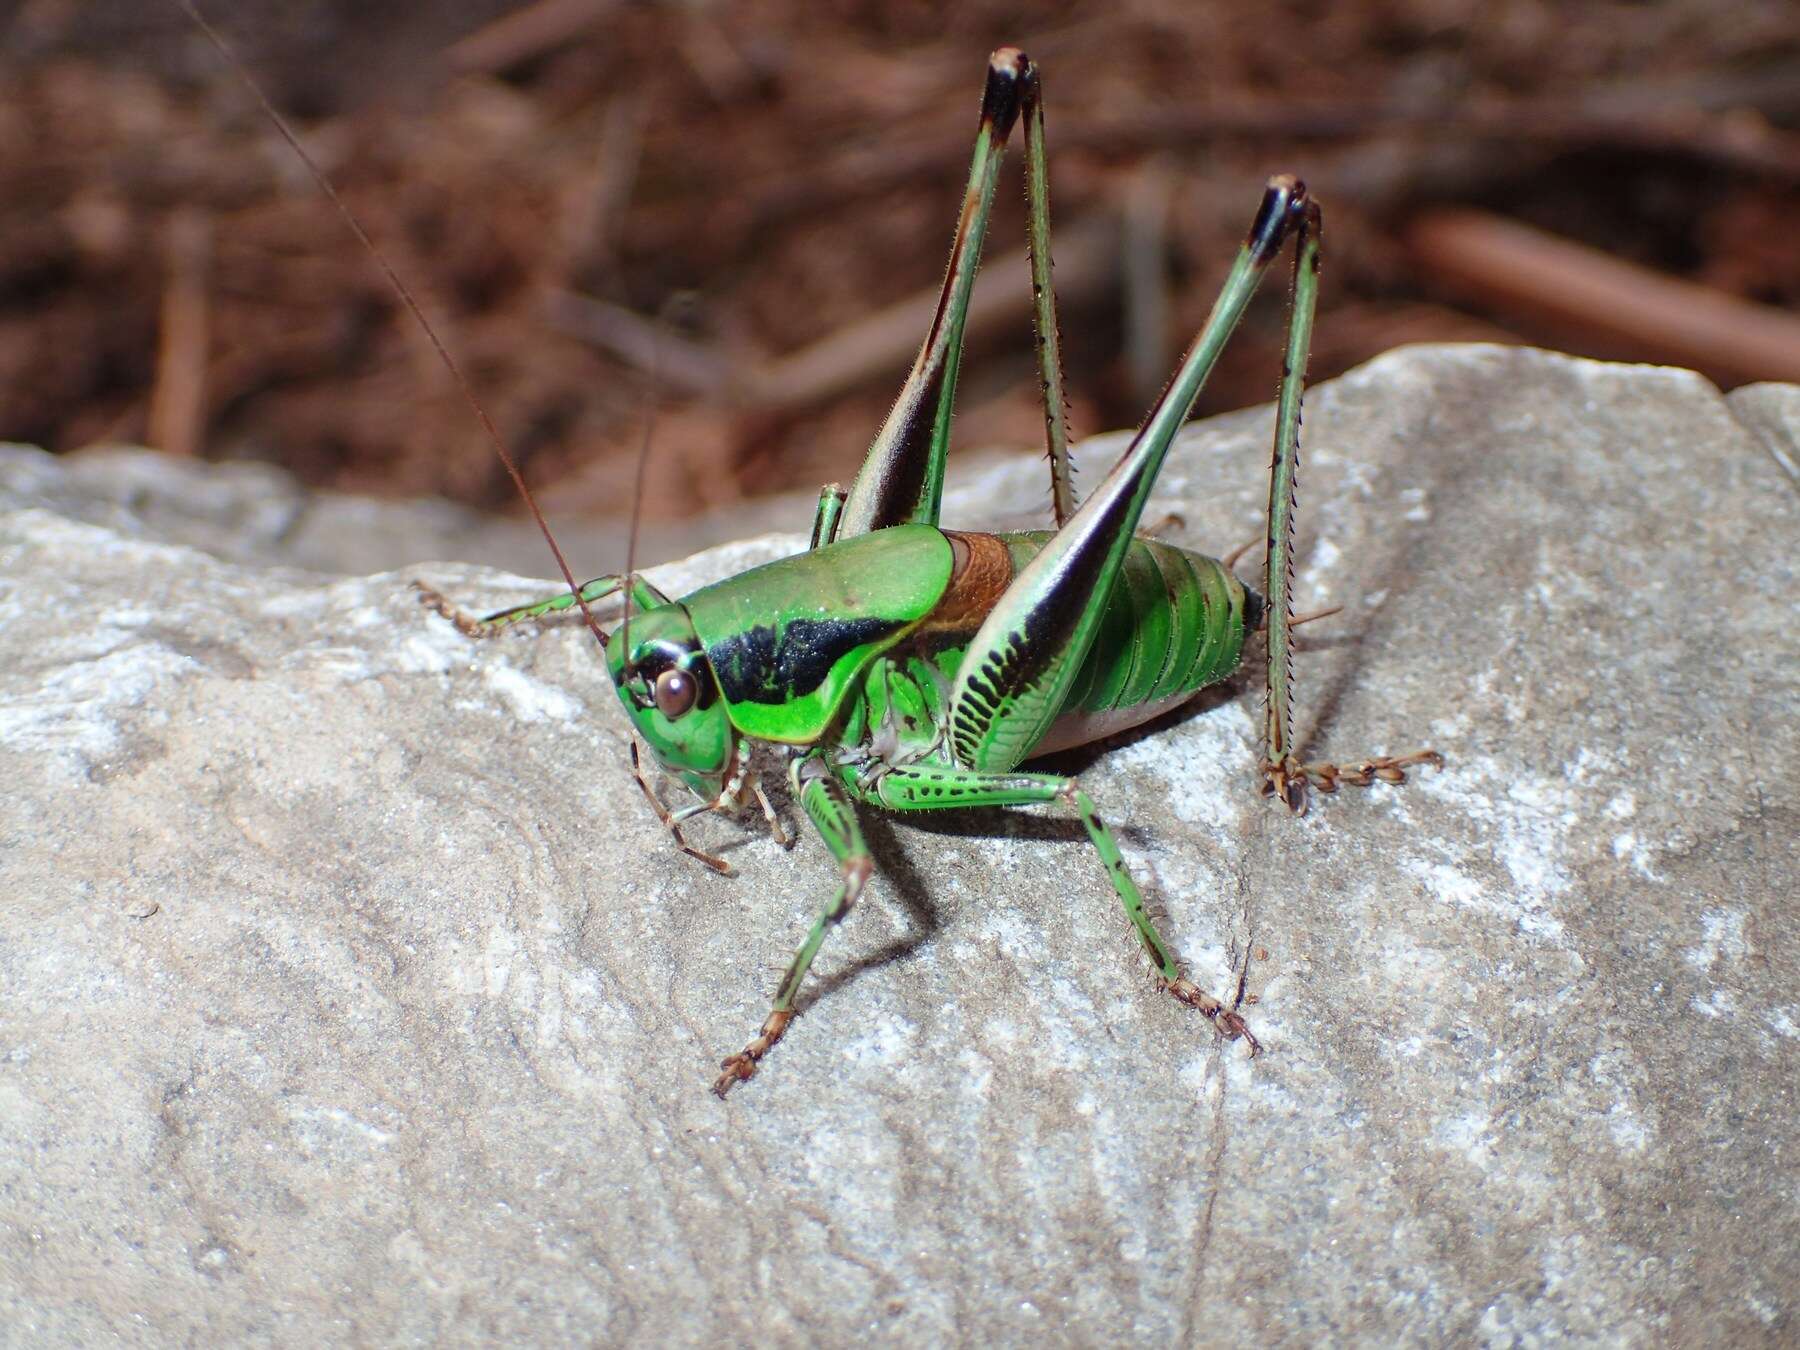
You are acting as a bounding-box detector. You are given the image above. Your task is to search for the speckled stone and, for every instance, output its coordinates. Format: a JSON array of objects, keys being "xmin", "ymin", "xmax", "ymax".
[{"xmin": 2, "ymin": 346, "xmax": 1794, "ymax": 1343}]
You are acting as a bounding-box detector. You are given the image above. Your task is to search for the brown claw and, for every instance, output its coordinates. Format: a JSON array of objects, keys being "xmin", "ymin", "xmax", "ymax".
[
  {"xmin": 1214, "ymin": 1007, "xmax": 1263, "ymax": 1056},
  {"xmin": 712, "ymin": 1054, "xmax": 757, "ymax": 1098},
  {"xmin": 711, "ymin": 1009, "xmax": 794, "ymax": 1099},
  {"xmin": 1165, "ymin": 977, "xmax": 1262, "ymax": 1056}
]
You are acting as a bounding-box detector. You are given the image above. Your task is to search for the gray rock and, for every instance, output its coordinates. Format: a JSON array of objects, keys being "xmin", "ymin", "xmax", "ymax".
[
  {"xmin": 0, "ymin": 442, "xmax": 821, "ymax": 578},
  {"xmin": 1730, "ymin": 380, "xmax": 1800, "ymax": 486},
  {"xmin": 1, "ymin": 346, "xmax": 1794, "ymax": 1344}
]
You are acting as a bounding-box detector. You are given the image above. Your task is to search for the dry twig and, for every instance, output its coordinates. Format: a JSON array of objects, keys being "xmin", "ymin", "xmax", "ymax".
[
  {"xmin": 1408, "ymin": 208, "xmax": 1800, "ymax": 386},
  {"xmin": 551, "ymin": 215, "xmax": 1121, "ymax": 415},
  {"xmin": 147, "ymin": 208, "xmax": 213, "ymax": 457}
]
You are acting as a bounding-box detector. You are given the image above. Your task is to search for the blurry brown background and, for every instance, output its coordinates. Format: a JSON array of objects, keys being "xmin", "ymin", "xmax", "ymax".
[{"xmin": 3, "ymin": 0, "xmax": 1796, "ymax": 523}]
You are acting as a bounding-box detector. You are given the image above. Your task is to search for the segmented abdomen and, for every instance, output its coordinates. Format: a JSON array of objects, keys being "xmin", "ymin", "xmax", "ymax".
[{"xmin": 1000, "ymin": 531, "xmax": 1255, "ymax": 715}]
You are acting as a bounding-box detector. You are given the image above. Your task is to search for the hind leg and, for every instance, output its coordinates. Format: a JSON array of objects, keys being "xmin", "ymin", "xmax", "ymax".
[{"xmin": 1248, "ymin": 194, "xmax": 1440, "ymax": 811}]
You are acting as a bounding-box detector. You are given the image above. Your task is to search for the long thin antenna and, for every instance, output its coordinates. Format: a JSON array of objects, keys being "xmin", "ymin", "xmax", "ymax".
[
  {"xmin": 177, "ymin": 0, "xmax": 611, "ymax": 654},
  {"xmin": 618, "ymin": 304, "xmax": 665, "ymax": 658}
]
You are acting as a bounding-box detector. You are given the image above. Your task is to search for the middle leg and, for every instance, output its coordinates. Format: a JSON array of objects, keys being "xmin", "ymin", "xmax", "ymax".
[{"xmin": 859, "ymin": 762, "xmax": 1258, "ymax": 1051}]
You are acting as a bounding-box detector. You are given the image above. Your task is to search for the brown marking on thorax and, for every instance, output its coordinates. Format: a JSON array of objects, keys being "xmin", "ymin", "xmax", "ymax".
[{"xmin": 915, "ymin": 530, "xmax": 1013, "ymax": 641}]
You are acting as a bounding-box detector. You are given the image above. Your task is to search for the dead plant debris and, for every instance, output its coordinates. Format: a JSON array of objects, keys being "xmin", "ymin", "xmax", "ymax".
[{"xmin": 4, "ymin": 1, "xmax": 1795, "ymax": 519}]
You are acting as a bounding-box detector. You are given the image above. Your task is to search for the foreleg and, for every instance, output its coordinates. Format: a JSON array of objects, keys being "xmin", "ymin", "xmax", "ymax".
[
  {"xmin": 413, "ymin": 573, "xmax": 667, "ymax": 639},
  {"xmin": 713, "ymin": 755, "xmax": 874, "ymax": 1096}
]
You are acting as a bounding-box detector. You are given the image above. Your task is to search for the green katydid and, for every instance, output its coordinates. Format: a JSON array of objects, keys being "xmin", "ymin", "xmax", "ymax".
[{"xmin": 191, "ymin": 18, "xmax": 1439, "ymax": 1097}]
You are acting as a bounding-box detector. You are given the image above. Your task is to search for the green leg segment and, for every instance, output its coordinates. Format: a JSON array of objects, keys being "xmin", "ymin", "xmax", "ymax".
[
  {"xmin": 838, "ymin": 49, "xmax": 1027, "ymax": 539},
  {"xmin": 1253, "ymin": 200, "xmax": 1443, "ymax": 811},
  {"xmin": 414, "ymin": 574, "xmax": 667, "ymax": 639},
  {"xmin": 713, "ymin": 755, "xmax": 873, "ymax": 1097},
  {"xmin": 1258, "ymin": 200, "xmax": 1319, "ymax": 803},
  {"xmin": 807, "ymin": 483, "xmax": 847, "ymax": 551},
  {"xmin": 858, "ymin": 762, "xmax": 1257, "ymax": 1050},
  {"xmin": 1020, "ymin": 60, "xmax": 1077, "ymax": 528}
]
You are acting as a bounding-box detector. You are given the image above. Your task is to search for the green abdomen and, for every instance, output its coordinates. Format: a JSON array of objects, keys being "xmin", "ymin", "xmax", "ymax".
[{"xmin": 1001, "ymin": 531, "xmax": 1257, "ymax": 714}]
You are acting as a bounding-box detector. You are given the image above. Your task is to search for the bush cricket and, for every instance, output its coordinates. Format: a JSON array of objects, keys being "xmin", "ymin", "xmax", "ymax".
[{"xmin": 184, "ymin": 11, "xmax": 1440, "ymax": 1095}]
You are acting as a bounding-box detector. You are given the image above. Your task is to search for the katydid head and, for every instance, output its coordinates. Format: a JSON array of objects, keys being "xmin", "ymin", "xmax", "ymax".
[{"xmin": 607, "ymin": 602, "xmax": 736, "ymax": 797}]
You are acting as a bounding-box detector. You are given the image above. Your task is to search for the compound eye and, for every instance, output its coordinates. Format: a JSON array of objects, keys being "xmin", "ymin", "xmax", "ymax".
[{"xmin": 653, "ymin": 666, "xmax": 698, "ymax": 719}]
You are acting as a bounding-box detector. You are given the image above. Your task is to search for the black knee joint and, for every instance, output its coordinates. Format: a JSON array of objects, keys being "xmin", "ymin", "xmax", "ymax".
[
  {"xmin": 1246, "ymin": 176, "xmax": 1312, "ymax": 265},
  {"xmin": 981, "ymin": 48, "xmax": 1028, "ymax": 137}
]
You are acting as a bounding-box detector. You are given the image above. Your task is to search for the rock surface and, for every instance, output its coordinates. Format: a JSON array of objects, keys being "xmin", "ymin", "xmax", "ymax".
[{"xmin": 2, "ymin": 346, "xmax": 1795, "ymax": 1344}]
